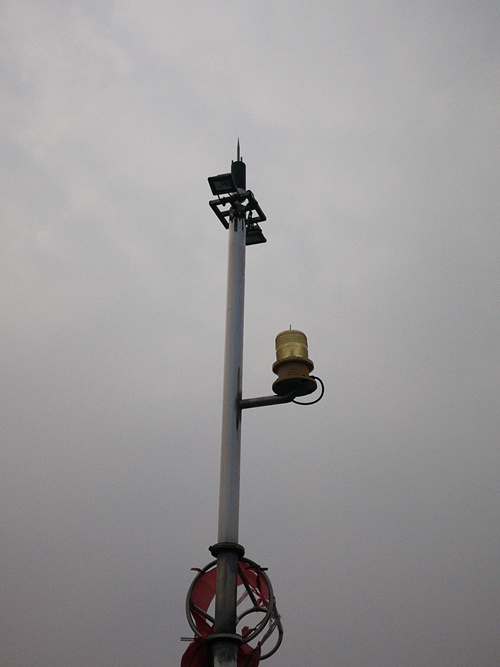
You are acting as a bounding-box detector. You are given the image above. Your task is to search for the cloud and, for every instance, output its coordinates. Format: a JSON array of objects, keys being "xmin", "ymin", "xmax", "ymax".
[{"xmin": 1, "ymin": 2, "xmax": 498, "ymax": 665}]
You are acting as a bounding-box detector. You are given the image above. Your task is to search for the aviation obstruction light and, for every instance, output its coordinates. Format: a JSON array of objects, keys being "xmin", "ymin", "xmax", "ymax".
[{"xmin": 272, "ymin": 329, "xmax": 317, "ymax": 397}]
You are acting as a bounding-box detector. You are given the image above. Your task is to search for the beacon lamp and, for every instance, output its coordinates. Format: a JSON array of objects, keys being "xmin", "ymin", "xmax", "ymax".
[
  {"xmin": 272, "ymin": 329, "xmax": 317, "ymax": 397},
  {"xmin": 239, "ymin": 328, "xmax": 323, "ymax": 410}
]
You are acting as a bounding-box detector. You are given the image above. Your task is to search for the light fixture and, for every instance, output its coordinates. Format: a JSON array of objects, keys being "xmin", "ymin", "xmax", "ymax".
[
  {"xmin": 272, "ymin": 329, "xmax": 317, "ymax": 396},
  {"xmin": 245, "ymin": 222, "xmax": 267, "ymax": 245},
  {"xmin": 208, "ymin": 142, "xmax": 267, "ymax": 241},
  {"xmin": 208, "ymin": 173, "xmax": 238, "ymax": 196}
]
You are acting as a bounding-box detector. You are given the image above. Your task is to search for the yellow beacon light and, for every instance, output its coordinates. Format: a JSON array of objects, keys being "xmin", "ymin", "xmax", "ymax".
[{"xmin": 272, "ymin": 329, "xmax": 317, "ymax": 397}]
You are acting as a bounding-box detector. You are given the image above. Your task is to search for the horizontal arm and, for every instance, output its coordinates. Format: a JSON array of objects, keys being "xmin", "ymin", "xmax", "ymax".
[{"xmin": 239, "ymin": 392, "xmax": 298, "ymax": 410}]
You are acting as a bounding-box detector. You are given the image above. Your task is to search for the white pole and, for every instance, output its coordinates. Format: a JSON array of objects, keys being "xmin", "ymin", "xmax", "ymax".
[
  {"xmin": 212, "ymin": 205, "xmax": 246, "ymax": 667},
  {"xmin": 218, "ymin": 208, "xmax": 245, "ymax": 543}
]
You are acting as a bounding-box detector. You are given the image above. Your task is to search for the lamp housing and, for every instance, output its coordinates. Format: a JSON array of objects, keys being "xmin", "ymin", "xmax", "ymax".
[
  {"xmin": 272, "ymin": 329, "xmax": 317, "ymax": 396},
  {"xmin": 246, "ymin": 222, "xmax": 267, "ymax": 245},
  {"xmin": 208, "ymin": 173, "xmax": 238, "ymax": 196}
]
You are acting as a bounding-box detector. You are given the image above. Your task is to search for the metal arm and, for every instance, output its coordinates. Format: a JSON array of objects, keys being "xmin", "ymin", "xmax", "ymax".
[{"xmin": 239, "ymin": 392, "xmax": 298, "ymax": 410}]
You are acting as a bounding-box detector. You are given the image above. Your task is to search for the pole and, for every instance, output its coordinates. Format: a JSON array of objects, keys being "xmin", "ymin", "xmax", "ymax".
[
  {"xmin": 183, "ymin": 148, "xmax": 318, "ymax": 665},
  {"xmin": 212, "ymin": 200, "xmax": 246, "ymax": 667}
]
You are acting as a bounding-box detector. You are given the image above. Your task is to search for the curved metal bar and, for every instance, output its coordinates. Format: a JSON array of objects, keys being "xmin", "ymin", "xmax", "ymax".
[
  {"xmin": 234, "ymin": 559, "xmax": 274, "ymax": 643},
  {"xmin": 259, "ymin": 614, "xmax": 284, "ymax": 660},
  {"xmin": 292, "ymin": 375, "xmax": 325, "ymax": 405},
  {"xmin": 185, "ymin": 559, "xmax": 217, "ymax": 637},
  {"xmin": 236, "ymin": 605, "xmax": 283, "ymax": 660}
]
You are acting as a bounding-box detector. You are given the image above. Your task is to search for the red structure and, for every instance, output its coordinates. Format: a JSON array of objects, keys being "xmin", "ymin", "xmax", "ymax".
[{"xmin": 181, "ymin": 558, "xmax": 282, "ymax": 667}]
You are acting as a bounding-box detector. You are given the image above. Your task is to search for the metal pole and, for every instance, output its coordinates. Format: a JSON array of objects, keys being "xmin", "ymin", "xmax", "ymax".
[{"xmin": 212, "ymin": 203, "xmax": 246, "ymax": 667}]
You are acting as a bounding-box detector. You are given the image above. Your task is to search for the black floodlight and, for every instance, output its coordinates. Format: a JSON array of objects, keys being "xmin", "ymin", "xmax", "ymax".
[
  {"xmin": 208, "ymin": 173, "xmax": 237, "ymax": 196},
  {"xmin": 246, "ymin": 222, "xmax": 267, "ymax": 245}
]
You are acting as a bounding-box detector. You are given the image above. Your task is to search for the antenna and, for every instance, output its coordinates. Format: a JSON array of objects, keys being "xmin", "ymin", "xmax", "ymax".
[{"xmin": 231, "ymin": 140, "xmax": 246, "ymax": 189}]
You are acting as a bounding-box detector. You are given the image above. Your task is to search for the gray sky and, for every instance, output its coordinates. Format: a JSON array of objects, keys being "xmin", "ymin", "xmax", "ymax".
[{"xmin": 1, "ymin": 1, "xmax": 498, "ymax": 666}]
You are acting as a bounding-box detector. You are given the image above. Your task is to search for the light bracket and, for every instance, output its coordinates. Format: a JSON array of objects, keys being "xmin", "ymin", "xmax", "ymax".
[{"xmin": 208, "ymin": 189, "xmax": 267, "ymax": 244}]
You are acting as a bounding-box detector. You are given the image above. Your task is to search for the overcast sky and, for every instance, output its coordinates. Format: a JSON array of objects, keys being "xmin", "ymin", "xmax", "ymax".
[{"xmin": 1, "ymin": 1, "xmax": 498, "ymax": 666}]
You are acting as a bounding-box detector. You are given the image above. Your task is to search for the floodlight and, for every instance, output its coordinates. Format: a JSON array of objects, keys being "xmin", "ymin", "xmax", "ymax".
[
  {"xmin": 246, "ymin": 223, "xmax": 267, "ymax": 245},
  {"xmin": 208, "ymin": 173, "xmax": 237, "ymax": 196}
]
